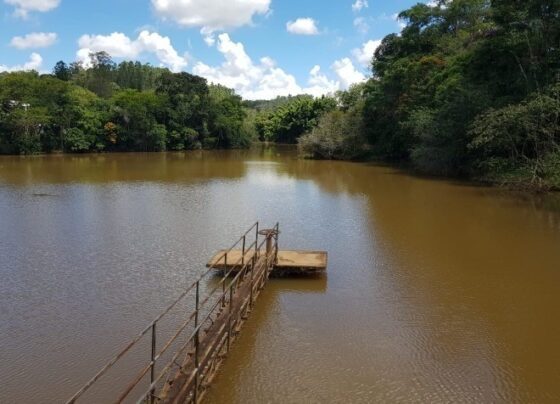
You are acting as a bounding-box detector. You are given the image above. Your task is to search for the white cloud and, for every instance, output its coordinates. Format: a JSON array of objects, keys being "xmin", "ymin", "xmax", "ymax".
[
  {"xmin": 137, "ymin": 31, "xmax": 188, "ymax": 71},
  {"xmin": 192, "ymin": 34, "xmax": 362, "ymax": 100},
  {"xmin": 193, "ymin": 33, "xmax": 299, "ymax": 99},
  {"xmin": 352, "ymin": 0, "xmax": 368, "ymax": 12},
  {"xmin": 151, "ymin": 0, "xmax": 271, "ymax": 31},
  {"xmin": 10, "ymin": 32, "xmax": 57, "ymax": 49},
  {"xmin": 77, "ymin": 31, "xmax": 188, "ymax": 72},
  {"xmin": 332, "ymin": 58, "xmax": 365, "ymax": 89},
  {"xmin": 353, "ymin": 17, "xmax": 369, "ymax": 34},
  {"xmin": 78, "ymin": 32, "xmax": 137, "ymax": 59},
  {"xmin": 4, "ymin": 0, "xmax": 60, "ymax": 18},
  {"xmin": 201, "ymin": 28, "xmax": 216, "ymax": 46},
  {"xmin": 352, "ymin": 39, "xmax": 381, "ymax": 66},
  {"xmin": 286, "ymin": 18, "xmax": 319, "ymax": 35},
  {"xmin": 305, "ymin": 65, "xmax": 339, "ymax": 97},
  {"xmin": 0, "ymin": 52, "xmax": 43, "ymax": 72}
]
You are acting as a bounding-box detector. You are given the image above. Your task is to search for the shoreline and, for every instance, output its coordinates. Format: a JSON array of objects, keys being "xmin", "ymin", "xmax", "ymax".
[{"xmin": 2, "ymin": 144, "xmax": 558, "ymax": 193}]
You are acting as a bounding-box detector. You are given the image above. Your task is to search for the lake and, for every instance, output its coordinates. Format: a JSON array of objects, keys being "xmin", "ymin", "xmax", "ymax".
[{"xmin": 1, "ymin": 146, "xmax": 560, "ymax": 403}]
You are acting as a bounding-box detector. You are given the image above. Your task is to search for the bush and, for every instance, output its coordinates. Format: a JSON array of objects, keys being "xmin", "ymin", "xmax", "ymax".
[
  {"xmin": 469, "ymin": 86, "xmax": 560, "ymax": 189},
  {"xmin": 146, "ymin": 124, "xmax": 167, "ymax": 151},
  {"xmin": 65, "ymin": 128, "xmax": 94, "ymax": 152},
  {"xmin": 298, "ymin": 106, "xmax": 369, "ymax": 160}
]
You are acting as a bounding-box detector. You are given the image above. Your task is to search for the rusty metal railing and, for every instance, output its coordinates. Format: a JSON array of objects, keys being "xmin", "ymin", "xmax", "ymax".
[{"xmin": 66, "ymin": 222, "xmax": 279, "ymax": 404}]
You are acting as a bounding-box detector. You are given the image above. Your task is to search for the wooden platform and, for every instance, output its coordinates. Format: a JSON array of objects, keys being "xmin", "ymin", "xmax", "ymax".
[
  {"xmin": 65, "ymin": 223, "xmax": 326, "ymax": 404},
  {"xmin": 207, "ymin": 250, "xmax": 327, "ymax": 276}
]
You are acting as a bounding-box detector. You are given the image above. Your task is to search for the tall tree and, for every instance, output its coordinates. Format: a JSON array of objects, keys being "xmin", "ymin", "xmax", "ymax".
[{"xmin": 53, "ymin": 61, "xmax": 71, "ymax": 81}]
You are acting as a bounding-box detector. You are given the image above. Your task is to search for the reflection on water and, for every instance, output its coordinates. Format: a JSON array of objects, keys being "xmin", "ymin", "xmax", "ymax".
[{"xmin": 1, "ymin": 146, "xmax": 559, "ymax": 403}]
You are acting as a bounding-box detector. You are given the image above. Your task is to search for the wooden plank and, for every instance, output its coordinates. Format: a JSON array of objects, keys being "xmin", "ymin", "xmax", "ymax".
[
  {"xmin": 276, "ymin": 250, "xmax": 327, "ymax": 270},
  {"xmin": 206, "ymin": 250, "xmax": 255, "ymax": 268},
  {"xmin": 207, "ymin": 250, "xmax": 327, "ymax": 274}
]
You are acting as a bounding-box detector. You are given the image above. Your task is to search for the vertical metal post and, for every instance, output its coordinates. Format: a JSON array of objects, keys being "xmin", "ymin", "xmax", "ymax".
[
  {"xmin": 222, "ymin": 253, "xmax": 227, "ymax": 307},
  {"xmin": 249, "ymin": 254, "xmax": 255, "ymax": 308},
  {"xmin": 240, "ymin": 235, "xmax": 246, "ymax": 282},
  {"xmin": 265, "ymin": 233, "xmax": 272, "ymax": 257},
  {"xmin": 195, "ymin": 281, "xmax": 200, "ymax": 330},
  {"xmin": 227, "ymin": 275, "xmax": 234, "ymax": 353},
  {"xmin": 150, "ymin": 323, "xmax": 156, "ymax": 404},
  {"xmin": 227, "ymin": 313, "xmax": 231, "ymax": 353},
  {"xmin": 275, "ymin": 224, "xmax": 279, "ymax": 264},
  {"xmin": 229, "ymin": 282, "xmax": 234, "ymax": 311},
  {"xmin": 241, "ymin": 235, "xmax": 246, "ymax": 266},
  {"xmin": 194, "ymin": 280, "xmax": 200, "ymax": 404},
  {"xmin": 255, "ymin": 223, "xmax": 259, "ymax": 258}
]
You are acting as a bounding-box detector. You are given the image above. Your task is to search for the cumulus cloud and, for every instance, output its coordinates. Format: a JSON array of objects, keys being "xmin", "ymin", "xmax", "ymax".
[
  {"xmin": 192, "ymin": 34, "xmax": 363, "ymax": 100},
  {"xmin": 305, "ymin": 65, "xmax": 339, "ymax": 97},
  {"xmin": 352, "ymin": 39, "xmax": 381, "ymax": 66},
  {"xmin": 151, "ymin": 0, "xmax": 271, "ymax": 32},
  {"xmin": 332, "ymin": 58, "xmax": 365, "ymax": 89},
  {"xmin": 4, "ymin": 0, "xmax": 60, "ymax": 18},
  {"xmin": 352, "ymin": 0, "xmax": 368, "ymax": 12},
  {"xmin": 193, "ymin": 33, "xmax": 299, "ymax": 99},
  {"xmin": 10, "ymin": 32, "xmax": 57, "ymax": 49},
  {"xmin": 0, "ymin": 52, "xmax": 43, "ymax": 72},
  {"xmin": 77, "ymin": 31, "xmax": 188, "ymax": 72},
  {"xmin": 286, "ymin": 18, "xmax": 319, "ymax": 35}
]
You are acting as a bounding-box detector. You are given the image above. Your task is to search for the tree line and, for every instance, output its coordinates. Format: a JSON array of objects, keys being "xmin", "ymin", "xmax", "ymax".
[
  {"xmin": 2, "ymin": 0, "xmax": 558, "ymax": 190},
  {"xmin": 261, "ymin": 0, "xmax": 560, "ymax": 190},
  {"xmin": 0, "ymin": 52, "xmax": 254, "ymax": 154},
  {"xmin": 363, "ymin": 0, "xmax": 560, "ymax": 190}
]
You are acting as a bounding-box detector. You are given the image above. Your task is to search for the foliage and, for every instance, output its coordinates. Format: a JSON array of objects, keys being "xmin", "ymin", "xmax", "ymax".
[
  {"xmin": 253, "ymin": 95, "xmax": 337, "ymax": 143},
  {"xmin": 208, "ymin": 85, "xmax": 253, "ymax": 148},
  {"xmin": 0, "ymin": 55, "xmax": 253, "ymax": 154},
  {"xmin": 359, "ymin": 0, "xmax": 560, "ymax": 189},
  {"xmin": 469, "ymin": 85, "xmax": 560, "ymax": 189},
  {"xmin": 298, "ymin": 108, "xmax": 369, "ymax": 160},
  {"xmin": 3, "ymin": 0, "xmax": 559, "ymax": 192},
  {"xmin": 299, "ymin": 84, "xmax": 369, "ymax": 160}
]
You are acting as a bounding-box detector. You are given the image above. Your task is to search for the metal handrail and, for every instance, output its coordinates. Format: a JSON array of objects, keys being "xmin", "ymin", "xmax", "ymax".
[
  {"xmin": 137, "ymin": 242, "xmax": 259, "ymax": 396},
  {"xmin": 66, "ymin": 222, "xmax": 266, "ymax": 404},
  {"xmin": 138, "ymin": 226, "xmax": 279, "ymax": 403},
  {"xmin": 135, "ymin": 229, "xmax": 277, "ymax": 402}
]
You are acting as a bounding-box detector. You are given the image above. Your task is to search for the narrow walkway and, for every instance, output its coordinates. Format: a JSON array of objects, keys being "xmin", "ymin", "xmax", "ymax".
[
  {"xmin": 66, "ymin": 223, "xmax": 326, "ymax": 404},
  {"xmin": 161, "ymin": 253, "xmax": 273, "ymax": 403}
]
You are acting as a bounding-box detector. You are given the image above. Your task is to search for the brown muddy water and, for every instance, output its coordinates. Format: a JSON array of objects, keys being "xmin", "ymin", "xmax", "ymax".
[{"xmin": 1, "ymin": 146, "xmax": 560, "ymax": 403}]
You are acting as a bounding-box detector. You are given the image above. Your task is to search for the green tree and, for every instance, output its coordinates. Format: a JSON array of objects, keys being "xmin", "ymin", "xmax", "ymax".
[
  {"xmin": 61, "ymin": 86, "xmax": 108, "ymax": 152},
  {"xmin": 156, "ymin": 71, "xmax": 210, "ymax": 144},
  {"xmin": 110, "ymin": 89, "xmax": 166, "ymax": 151},
  {"xmin": 84, "ymin": 52, "xmax": 117, "ymax": 98},
  {"xmin": 3, "ymin": 107, "xmax": 51, "ymax": 154},
  {"xmin": 469, "ymin": 84, "xmax": 560, "ymax": 189},
  {"xmin": 252, "ymin": 95, "xmax": 336, "ymax": 143},
  {"xmin": 53, "ymin": 61, "xmax": 71, "ymax": 81},
  {"xmin": 299, "ymin": 86, "xmax": 369, "ymax": 160},
  {"xmin": 0, "ymin": 54, "xmax": 257, "ymax": 154},
  {"xmin": 208, "ymin": 85, "xmax": 250, "ymax": 148}
]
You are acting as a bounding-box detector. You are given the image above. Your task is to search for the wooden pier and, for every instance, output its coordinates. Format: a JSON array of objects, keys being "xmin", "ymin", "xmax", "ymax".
[
  {"xmin": 67, "ymin": 223, "xmax": 326, "ymax": 404},
  {"xmin": 207, "ymin": 250, "xmax": 327, "ymax": 276}
]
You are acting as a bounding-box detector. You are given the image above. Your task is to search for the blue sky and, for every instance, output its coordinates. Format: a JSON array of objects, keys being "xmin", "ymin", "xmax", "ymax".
[{"xmin": 1, "ymin": 0, "xmax": 430, "ymax": 99}]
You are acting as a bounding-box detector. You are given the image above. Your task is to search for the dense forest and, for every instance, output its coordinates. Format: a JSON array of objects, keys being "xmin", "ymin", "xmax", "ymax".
[
  {"xmin": 0, "ymin": 52, "xmax": 254, "ymax": 154},
  {"xmin": 1, "ymin": 0, "xmax": 559, "ymax": 189},
  {"xmin": 268, "ymin": 0, "xmax": 560, "ymax": 190},
  {"xmin": 361, "ymin": 0, "xmax": 560, "ymax": 190}
]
